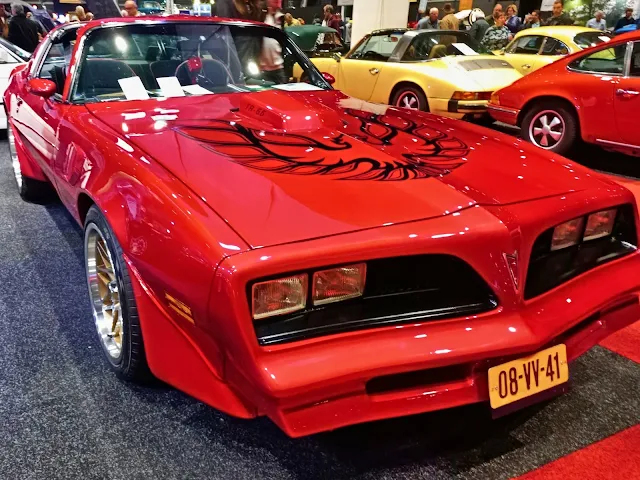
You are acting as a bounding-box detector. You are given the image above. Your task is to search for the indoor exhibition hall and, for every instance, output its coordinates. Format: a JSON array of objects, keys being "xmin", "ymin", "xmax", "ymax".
[{"xmin": 0, "ymin": 0, "xmax": 638, "ymax": 478}]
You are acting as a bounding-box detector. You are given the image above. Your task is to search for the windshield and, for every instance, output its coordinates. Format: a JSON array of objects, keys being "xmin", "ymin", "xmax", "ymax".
[
  {"xmin": 142, "ymin": 2, "xmax": 162, "ymax": 8},
  {"xmin": 402, "ymin": 32, "xmax": 481, "ymax": 61},
  {"xmin": 574, "ymin": 32, "xmax": 612, "ymax": 49},
  {"xmin": 0, "ymin": 37, "xmax": 31, "ymax": 61},
  {"xmin": 72, "ymin": 23, "xmax": 330, "ymax": 104}
]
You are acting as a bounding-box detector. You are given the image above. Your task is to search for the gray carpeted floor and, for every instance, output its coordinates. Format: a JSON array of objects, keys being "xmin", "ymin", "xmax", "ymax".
[{"xmin": 0, "ymin": 133, "xmax": 638, "ymax": 480}]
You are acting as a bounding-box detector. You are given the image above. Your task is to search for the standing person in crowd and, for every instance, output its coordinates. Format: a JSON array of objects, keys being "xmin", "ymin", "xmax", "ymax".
[
  {"xmin": 322, "ymin": 4, "xmax": 341, "ymax": 37},
  {"xmin": 123, "ymin": 1, "xmax": 143, "ymax": 17},
  {"xmin": 586, "ymin": 10, "xmax": 606, "ymax": 31},
  {"xmin": 25, "ymin": 11, "xmax": 45, "ymax": 39},
  {"xmin": 439, "ymin": 3, "xmax": 459, "ymax": 30},
  {"xmin": 215, "ymin": 0, "xmax": 261, "ymax": 20},
  {"xmin": 487, "ymin": 4, "xmax": 503, "ymax": 26},
  {"xmin": 284, "ymin": 13, "xmax": 299, "ymax": 26},
  {"xmin": 505, "ymin": 4, "xmax": 522, "ymax": 33},
  {"xmin": 260, "ymin": 0, "xmax": 285, "ymax": 84},
  {"xmin": 614, "ymin": 8, "xmax": 635, "ymax": 31},
  {"xmin": 418, "ymin": 7, "xmax": 439, "ymax": 30},
  {"xmin": 543, "ymin": 1, "xmax": 573, "ymax": 26},
  {"xmin": 312, "ymin": 14, "xmax": 321, "ymax": 25},
  {"xmin": 481, "ymin": 12, "xmax": 512, "ymax": 52},
  {"xmin": 0, "ymin": 5, "xmax": 9, "ymax": 39},
  {"xmin": 523, "ymin": 10, "xmax": 541, "ymax": 28},
  {"xmin": 8, "ymin": 4, "xmax": 39, "ymax": 53},
  {"xmin": 73, "ymin": 6, "xmax": 88, "ymax": 21},
  {"xmin": 468, "ymin": 10, "xmax": 489, "ymax": 42}
]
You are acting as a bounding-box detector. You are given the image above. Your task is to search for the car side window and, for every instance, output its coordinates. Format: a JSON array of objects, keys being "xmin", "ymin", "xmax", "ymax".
[
  {"xmin": 630, "ymin": 42, "xmax": 640, "ymax": 77},
  {"xmin": 506, "ymin": 36, "xmax": 543, "ymax": 55},
  {"xmin": 36, "ymin": 30, "xmax": 77, "ymax": 97},
  {"xmin": 349, "ymin": 33, "xmax": 401, "ymax": 61},
  {"xmin": 541, "ymin": 38, "xmax": 569, "ymax": 56},
  {"xmin": 569, "ymin": 43, "xmax": 627, "ymax": 75}
]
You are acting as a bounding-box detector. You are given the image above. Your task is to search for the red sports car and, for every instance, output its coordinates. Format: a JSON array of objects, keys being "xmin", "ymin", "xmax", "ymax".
[
  {"xmin": 5, "ymin": 17, "xmax": 640, "ymax": 437},
  {"xmin": 488, "ymin": 31, "xmax": 640, "ymax": 156}
]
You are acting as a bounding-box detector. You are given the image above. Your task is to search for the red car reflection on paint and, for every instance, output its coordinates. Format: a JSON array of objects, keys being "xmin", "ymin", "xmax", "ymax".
[
  {"xmin": 489, "ymin": 31, "xmax": 640, "ymax": 157},
  {"xmin": 5, "ymin": 17, "xmax": 640, "ymax": 437}
]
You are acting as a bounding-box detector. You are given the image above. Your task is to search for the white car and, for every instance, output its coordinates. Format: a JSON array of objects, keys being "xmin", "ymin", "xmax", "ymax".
[{"xmin": 0, "ymin": 38, "xmax": 29, "ymax": 129}]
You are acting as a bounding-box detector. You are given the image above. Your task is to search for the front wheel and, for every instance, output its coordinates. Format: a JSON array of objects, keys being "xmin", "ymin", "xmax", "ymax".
[
  {"xmin": 392, "ymin": 86, "xmax": 428, "ymax": 111},
  {"xmin": 84, "ymin": 205, "xmax": 151, "ymax": 382},
  {"xmin": 7, "ymin": 125, "xmax": 53, "ymax": 202},
  {"xmin": 520, "ymin": 102, "xmax": 578, "ymax": 155}
]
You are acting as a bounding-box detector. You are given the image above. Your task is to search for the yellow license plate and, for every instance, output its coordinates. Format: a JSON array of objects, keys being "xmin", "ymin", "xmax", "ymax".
[{"xmin": 488, "ymin": 344, "xmax": 569, "ymax": 409}]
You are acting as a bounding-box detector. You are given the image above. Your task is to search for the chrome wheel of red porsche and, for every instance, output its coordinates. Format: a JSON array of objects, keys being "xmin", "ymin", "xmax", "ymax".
[
  {"xmin": 86, "ymin": 224, "xmax": 123, "ymax": 361},
  {"xmin": 529, "ymin": 110, "xmax": 565, "ymax": 149}
]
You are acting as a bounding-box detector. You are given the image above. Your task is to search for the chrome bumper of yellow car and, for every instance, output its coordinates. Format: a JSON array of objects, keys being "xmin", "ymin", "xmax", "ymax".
[{"xmin": 448, "ymin": 99, "xmax": 488, "ymax": 114}]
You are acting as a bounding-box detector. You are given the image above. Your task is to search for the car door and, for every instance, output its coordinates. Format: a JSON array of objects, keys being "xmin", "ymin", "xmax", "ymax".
[
  {"xmin": 503, "ymin": 35, "xmax": 544, "ymax": 74},
  {"xmin": 337, "ymin": 32, "xmax": 402, "ymax": 101},
  {"xmin": 567, "ymin": 41, "xmax": 628, "ymax": 145},
  {"xmin": 614, "ymin": 41, "xmax": 640, "ymax": 147},
  {"xmin": 10, "ymin": 26, "xmax": 78, "ymax": 202}
]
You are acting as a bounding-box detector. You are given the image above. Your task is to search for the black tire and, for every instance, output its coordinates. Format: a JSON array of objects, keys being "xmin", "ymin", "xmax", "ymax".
[
  {"xmin": 7, "ymin": 125, "xmax": 54, "ymax": 203},
  {"xmin": 391, "ymin": 85, "xmax": 429, "ymax": 111},
  {"xmin": 84, "ymin": 205, "xmax": 151, "ymax": 382},
  {"xmin": 520, "ymin": 101, "xmax": 578, "ymax": 155}
]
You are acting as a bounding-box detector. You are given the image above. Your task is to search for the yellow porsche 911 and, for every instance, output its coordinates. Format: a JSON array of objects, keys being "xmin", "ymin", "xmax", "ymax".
[
  {"xmin": 496, "ymin": 26, "xmax": 613, "ymax": 75},
  {"xmin": 297, "ymin": 28, "xmax": 522, "ymax": 119}
]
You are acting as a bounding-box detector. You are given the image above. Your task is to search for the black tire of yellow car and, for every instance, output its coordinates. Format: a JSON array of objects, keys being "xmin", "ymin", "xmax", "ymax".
[
  {"xmin": 392, "ymin": 86, "xmax": 428, "ymax": 112},
  {"xmin": 84, "ymin": 205, "xmax": 152, "ymax": 383},
  {"xmin": 521, "ymin": 101, "xmax": 578, "ymax": 156}
]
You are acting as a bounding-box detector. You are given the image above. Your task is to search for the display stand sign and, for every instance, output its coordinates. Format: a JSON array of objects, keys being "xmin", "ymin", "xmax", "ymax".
[
  {"xmin": 418, "ymin": 0, "xmax": 428, "ymax": 12},
  {"xmin": 540, "ymin": 0, "xmax": 555, "ymax": 11}
]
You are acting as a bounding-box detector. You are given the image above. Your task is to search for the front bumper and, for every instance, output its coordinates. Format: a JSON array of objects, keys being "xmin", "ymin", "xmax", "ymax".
[
  {"xmin": 488, "ymin": 103, "xmax": 519, "ymax": 126},
  {"xmin": 226, "ymin": 247, "xmax": 640, "ymax": 437}
]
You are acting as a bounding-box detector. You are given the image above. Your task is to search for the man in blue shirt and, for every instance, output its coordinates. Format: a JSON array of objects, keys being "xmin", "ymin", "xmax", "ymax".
[{"xmin": 586, "ymin": 10, "xmax": 606, "ymax": 31}]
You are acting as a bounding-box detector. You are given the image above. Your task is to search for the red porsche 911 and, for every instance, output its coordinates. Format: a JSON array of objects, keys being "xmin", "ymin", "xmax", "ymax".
[
  {"xmin": 5, "ymin": 17, "xmax": 640, "ymax": 437},
  {"xmin": 488, "ymin": 30, "xmax": 640, "ymax": 157}
]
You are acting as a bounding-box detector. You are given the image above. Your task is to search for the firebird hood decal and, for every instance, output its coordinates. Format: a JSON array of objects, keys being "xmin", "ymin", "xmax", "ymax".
[
  {"xmin": 86, "ymin": 90, "xmax": 604, "ymax": 247},
  {"xmin": 172, "ymin": 110, "xmax": 470, "ymax": 181}
]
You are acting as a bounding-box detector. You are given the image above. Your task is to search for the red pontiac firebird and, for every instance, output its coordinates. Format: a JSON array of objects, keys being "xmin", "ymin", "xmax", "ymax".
[
  {"xmin": 5, "ymin": 17, "xmax": 640, "ymax": 437},
  {"xmin": 488, "ymin": 31, "xmax": 640, "ymax": 156}
]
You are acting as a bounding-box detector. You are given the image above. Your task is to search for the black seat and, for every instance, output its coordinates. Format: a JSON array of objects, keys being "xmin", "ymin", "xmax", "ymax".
[
  {"xmin": 150, "ymin": 59, "xmax": 182, "ymax": 80},
  {"xmin": 51, "ymin": 65, "xmax": 66, "ymax": 95},
  {"xmin": 76, "ymin": 59, "xmax": 137, "ymax": 98}
]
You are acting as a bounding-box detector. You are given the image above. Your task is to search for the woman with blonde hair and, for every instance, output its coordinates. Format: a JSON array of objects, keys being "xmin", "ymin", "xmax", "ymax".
[{"xmin": 505, "ymin": 4, "xmax": 522, "ymax": 33}]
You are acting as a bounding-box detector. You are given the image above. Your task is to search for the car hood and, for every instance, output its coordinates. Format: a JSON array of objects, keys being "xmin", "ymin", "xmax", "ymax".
[
  {"xmin": 421, "ymin": 55, "xmax": 523, "ymax": 91},
  {"xmin": 87, "ymin": 90, "xmax": 604, "ymax": 248}
]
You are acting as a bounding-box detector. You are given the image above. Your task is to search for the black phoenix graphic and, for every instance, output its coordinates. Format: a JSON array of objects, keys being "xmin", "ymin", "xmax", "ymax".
[{"xmin": 173, "ymin": 110, "xmax": 470, "ymax": 181}]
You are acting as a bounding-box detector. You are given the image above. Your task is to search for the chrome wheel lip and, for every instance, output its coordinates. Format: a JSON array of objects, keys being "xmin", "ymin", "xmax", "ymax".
[
  {"xmin": 7, "ymin": 125, "xmax": 22, "ymax": 189},
  {"xmin": 85, "ymin": 224, "xmax": 124, "ymax": 362},
  {"xmin": 529, "ymin": 109, "xmax": 565, "ymax": 150},
  {"xmin": 396, "ymin": 91, "xmax": 420, "ymax": 110}
]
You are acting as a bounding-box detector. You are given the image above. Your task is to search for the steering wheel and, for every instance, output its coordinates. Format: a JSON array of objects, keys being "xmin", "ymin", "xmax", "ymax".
[{"xmin": 174, "ymin": 56, "xmax": 234, "ymax": 89}]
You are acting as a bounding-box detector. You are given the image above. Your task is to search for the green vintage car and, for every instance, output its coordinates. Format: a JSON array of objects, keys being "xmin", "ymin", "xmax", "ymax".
[{"xmin": 285, "ymin": 25, "xmax": 346, "ymax": 57}]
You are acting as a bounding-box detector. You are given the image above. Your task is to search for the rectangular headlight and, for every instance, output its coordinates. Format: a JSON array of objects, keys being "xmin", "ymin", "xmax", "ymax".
[
  {"xmin": 584, "ymin": 209, "xmax": 617, "ymax": 241},
  {"xmin": 551, "ymin": 217, "xmax": 584, "ymax": 251},
  {"xmin": 252, "ymin": 274, "xmax": 308, "ymax": 320},
  {"xmin": 312, "ymin": 263, "xmax": 366, "ymax": 306}
]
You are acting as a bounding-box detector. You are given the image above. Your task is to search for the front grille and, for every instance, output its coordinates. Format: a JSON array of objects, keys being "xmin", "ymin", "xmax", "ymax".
[
  {"xmin": 253, "ymin": 255, "xmax": 497, "ymax": 345},
  {"xmin": 524, "ymin": 204, "xmax": 637, "ymax": 299}
]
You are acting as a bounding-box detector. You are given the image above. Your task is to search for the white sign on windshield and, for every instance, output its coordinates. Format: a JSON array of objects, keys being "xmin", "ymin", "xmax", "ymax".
[
  {"xmin": 157, "ymin": 77, "xmax": 185, "ymax": 98},
  {"xmin": 598, "ymin": 36, "xmax": 611, "ymax": 43},
  {"xmin": 273, "ymin": 83, "xmax": 324, "ymax": 92},
  {"xmin": 452, "ymin": 43, "xmax": 479, "ymax": 56},
  {"xmin": 118, "ymin": 77, "xmax": 150, "ymax": 101},
  {"xmin": 182, "ymin": 84, "xmax": 215, "ymax": 95}
]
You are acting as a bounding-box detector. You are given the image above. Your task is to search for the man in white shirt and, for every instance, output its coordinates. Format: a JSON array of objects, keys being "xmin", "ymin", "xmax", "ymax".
[{"xmin": 586, "ymin": 11, "xmax": 606, "ymax": 31}]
